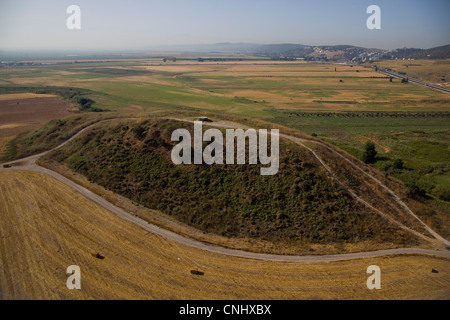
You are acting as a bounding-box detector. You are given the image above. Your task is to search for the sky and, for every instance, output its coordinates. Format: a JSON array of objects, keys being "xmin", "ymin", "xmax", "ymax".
[{"xmin": 0, "ymin": 0, "xmax": 449, "ymax": 51}]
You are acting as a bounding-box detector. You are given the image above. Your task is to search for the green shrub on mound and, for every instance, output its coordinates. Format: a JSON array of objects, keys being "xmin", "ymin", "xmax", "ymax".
[{"xmin": 46, "ymin": 118, "xmax": 416, "ymax": 245}]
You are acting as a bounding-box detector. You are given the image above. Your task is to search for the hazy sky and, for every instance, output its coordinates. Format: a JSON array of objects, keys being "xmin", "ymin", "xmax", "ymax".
[{"xmin": 1, "ymin": 0, "xmax": 449, "ymax": 51}]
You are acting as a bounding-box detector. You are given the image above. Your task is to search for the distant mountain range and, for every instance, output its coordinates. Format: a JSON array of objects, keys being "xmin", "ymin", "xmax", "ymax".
[
  {"xmin": 147, "ymin": 43, "xmax": 450, "ymax": 61},
  {"xmin": 1, "ymin": 44, "xmax": 449, "ymax": 62},
  {"xmin": 145, "ymin": 42, "xmax": 309, "ymax": 55}
]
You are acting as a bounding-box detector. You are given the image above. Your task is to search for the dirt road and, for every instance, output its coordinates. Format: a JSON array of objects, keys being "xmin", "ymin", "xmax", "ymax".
[{"xmin": 1, "ymin": 119, "xmax": 449, "ymax": 262}]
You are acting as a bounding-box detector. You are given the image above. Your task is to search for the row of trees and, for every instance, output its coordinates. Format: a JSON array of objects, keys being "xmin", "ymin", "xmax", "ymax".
[{"xmin": 288, "ymin": 111, "xmax": 450, "ymax": 118}]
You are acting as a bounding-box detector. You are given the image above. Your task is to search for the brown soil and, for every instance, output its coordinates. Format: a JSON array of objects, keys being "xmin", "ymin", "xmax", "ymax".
[{"xmin": 0, "ymin": 96, "xmax": 74, "ymax": 137}]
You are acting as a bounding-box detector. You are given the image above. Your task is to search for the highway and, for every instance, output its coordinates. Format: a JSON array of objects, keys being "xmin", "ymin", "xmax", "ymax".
[{"xmin": 364, "ymin": 65, "xmax": 450, "ymax": 93}]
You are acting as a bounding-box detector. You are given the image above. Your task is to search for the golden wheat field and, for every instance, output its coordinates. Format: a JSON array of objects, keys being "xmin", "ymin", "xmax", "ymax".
[{"xmin": 0, "ymin": 170, "xmax": 449, "ymax": 300}]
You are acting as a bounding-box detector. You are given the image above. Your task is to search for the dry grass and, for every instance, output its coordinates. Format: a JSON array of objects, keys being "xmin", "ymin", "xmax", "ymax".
[
  {"xmin": 371, "ymin": 59, "xmax": 450, "ymax": 88},
  {"xmin": 7, "ymin": 77, "xmax": 72, "ymax": 87},
  {"xmin": 0, "ymin": 93, "xmax": 57, "ymax": 101},
  {"xmin": 0, "ymin": 170, "xmax": 449, "ymax": 300}
]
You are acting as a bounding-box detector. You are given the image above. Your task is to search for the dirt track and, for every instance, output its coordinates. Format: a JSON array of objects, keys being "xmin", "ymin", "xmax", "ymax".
[
  {"xmin": 1, "ymin": 119, "xmax": 449, "ymax": 262},
  {"xmin": 1, "ymin": 170, "xmax": 449, "ymax": 299},
  {"xmin": 173, "ymin": 119, "xmax": 450, "ymax": 248}
]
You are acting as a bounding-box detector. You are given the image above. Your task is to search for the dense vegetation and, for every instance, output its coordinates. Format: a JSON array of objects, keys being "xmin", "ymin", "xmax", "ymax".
[
  {"xmin": 45, "ymin": 118, "xmax": 416, "ymax": 245},
  {"xmin": 0, "ymin": 85, "xmax": 104, "ymax": 112},
  {"xmin": 1, "ymin": 114, "xmax": 104, "ymax": 161}
]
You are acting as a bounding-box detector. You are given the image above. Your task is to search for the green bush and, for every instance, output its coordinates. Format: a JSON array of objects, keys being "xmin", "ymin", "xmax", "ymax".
[
  {"xmin": 362, "ymin": 141, "xmax": 377, "ymax": 164},
  {"xmin": 433, "ymin": 185, "xmax": 450, "ymax": 201},
  {"xmin": 393, "ymin": 158, "xmax": 404, "ymax": 170},
  {"xmin": 407, "ymin": 183, "xmax": 426, "ymax": 198}
]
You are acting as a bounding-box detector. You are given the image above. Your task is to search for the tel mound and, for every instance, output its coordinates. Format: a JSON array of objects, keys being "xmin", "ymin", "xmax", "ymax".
[{"xmin": 43, "ymin": 118, "xmax": 422, "ymax": 253}]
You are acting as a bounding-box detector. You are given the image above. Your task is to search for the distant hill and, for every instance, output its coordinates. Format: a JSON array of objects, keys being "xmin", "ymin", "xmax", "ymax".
[
  {"xmin": 179, "ymin": 43, "xmax": 450, "ymax": 61},
  {"xmin": 424, "ymin": 44, "xmax": 450, "ymax": 59},
  {"xmin": 144, "ymin": 43, "xmax": 309, "ymax": 55},
  {"xmin": 250, "ymin": 44, "xmax": 308, "ymax": 55},
  {"xmin": 278, "ymin": 44, "xmax": 450, "ymax": 61},
  {"xmin": 2, "ymin": 43, "xmax": 448, "ymax": 62},
  {"xmin": 390, "ymin": 45, "xmax": 450, "ymax": 60}
]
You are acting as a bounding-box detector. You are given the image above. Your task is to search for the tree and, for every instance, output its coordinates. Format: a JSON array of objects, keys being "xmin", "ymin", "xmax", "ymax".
[
  {"xmin": 407, "ymin": 183, "xmax": 426, "ymax": 198},
  {"xmin": 393, "ymin": 158, "xmax": 404, "ymax": 170},
  {"xmin": 362, "ymin": 141, "xmax": 377, "ymax": 164},
  {"xmin": 74, "ymin": 96, "xmax": 95, "ymax": 111}
]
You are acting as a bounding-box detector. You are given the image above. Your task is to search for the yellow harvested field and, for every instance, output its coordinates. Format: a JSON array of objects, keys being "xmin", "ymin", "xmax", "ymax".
[
  {"xmin": 0, "ymin": 170, "xmax": 449, "ymax": 300},
  {"xmin": 0, "ymin": 93, "xmax": 57, "ymax": 101},
  {"xmin": 0, "ymin": 124, "xmax": 27, "ymax": 130},
  {"xmin": 8, "ymin": 77, "xmax": 71, "ymax": 87}
]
